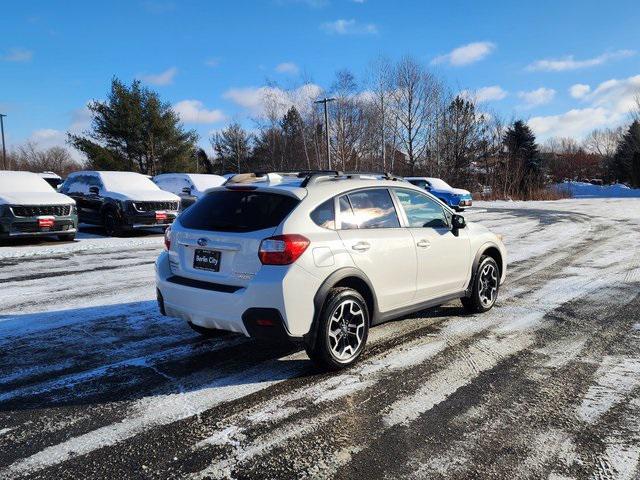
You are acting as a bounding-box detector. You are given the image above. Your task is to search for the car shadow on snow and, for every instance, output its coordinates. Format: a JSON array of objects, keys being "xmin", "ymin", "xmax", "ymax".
[
  {"xmin": 0, "ymin": 300, "xmax": 464, "ymax": 413},
  {"xmin": 0, "ymin": 300, "xmax": 314, "ymax": 412}
]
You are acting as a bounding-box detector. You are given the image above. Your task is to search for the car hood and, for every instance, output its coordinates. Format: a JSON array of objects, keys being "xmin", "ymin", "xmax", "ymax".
[
  {"xmin": 451, "ymin": 188, "xmax": 471, "ymax": 195},
  {"xmin": 107, "ymin": 190, "xmax": 181, "ymax": 202},
  {"xmin": 0, "ymin": 191, "xmax": 75, "ymax": 206}
]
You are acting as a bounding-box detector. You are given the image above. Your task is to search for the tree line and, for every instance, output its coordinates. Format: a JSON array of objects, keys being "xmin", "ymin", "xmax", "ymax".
[{"xmin": 6, "ymin": 56, "xmax": 640, "ymax": 195}]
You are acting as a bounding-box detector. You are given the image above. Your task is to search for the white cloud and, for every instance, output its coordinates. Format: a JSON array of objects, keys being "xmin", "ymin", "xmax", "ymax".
[
  {"xmin": 320, "ymin": 19, "xmax": 378, "ymax": 35},
  {"xmin": 2, "ymin": 47, "xmax": 33, "ymax": 62},
  {"xmin": 275, "ymin": 62, "xmax": 300, "ymax": 75},
  {"xmin": 529, "ymin": 108, "xmax": 613, "ymax": 138},
  {"xmin": 529, "ymin": 74, "xmax": 640, "ymax": 140},
  {"xmin": 432, "ymin": 42, "xmax": 495, "ymax": 66},
  {"xmin": 138, "ymin": 67, "xmax": 177, "ymax": 86},
  {"xmin": 204, "ymin": 58, "xmax": 220, "ymax": 67},
  {"xmin": 461, "ymin": 85, "xmax": 507, "ymax": 103},
  {"xmin": 223, "ymin": 83, "xmax": 323, "ymax": 117},
  {"xmin": 517, "ymin": 87, "xmax": 556, "ymax": 107},
  {"xmin": 569, "ymin": 84, "xmax": 591, "ymax": 99},
  {"xmin": 526, "ymin": 49, "xmax": 635, "ymax": 72},
  {"xmin": 173, "ymin": 100, "xmax": 225, "ymax": 124}
]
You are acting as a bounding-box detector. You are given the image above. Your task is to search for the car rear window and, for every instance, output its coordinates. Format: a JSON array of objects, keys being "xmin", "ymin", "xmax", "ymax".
[{"xmin": 178, "ymin": 190, "xmax": 299, "ymax": 232}]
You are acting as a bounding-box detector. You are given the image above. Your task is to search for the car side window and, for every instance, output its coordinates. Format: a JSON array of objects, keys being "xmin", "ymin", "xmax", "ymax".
[
  {"xmin": 338, "ymin": 196, "xmax": 358, "ymax": 230},
  {"xmin": 87, "ymin": 174, "xmax": 102, "ymax": 189},
  {"xmin": 310, "ymin": 199, "xmax": 336, "ymax": 229},
  {"xmin": 394, "ymin": 188, "xmax": 449, "ymax": 229},
  {"xmin": 61, "ymin": 175, "xmax": 86, "ymax": 194},
  {"xmin": 340, "ymin": 189, "xmax": 400, "ymax": 229}
]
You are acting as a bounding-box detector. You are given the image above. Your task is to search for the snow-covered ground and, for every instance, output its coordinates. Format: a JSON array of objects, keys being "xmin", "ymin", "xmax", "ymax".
[
  {"xmin": 0, "ymin": 199, "xmax": 639, "ymax": 479},
  {"xmin": 554, "ymin": 181, "xmax": 640, "ymax": 198}
]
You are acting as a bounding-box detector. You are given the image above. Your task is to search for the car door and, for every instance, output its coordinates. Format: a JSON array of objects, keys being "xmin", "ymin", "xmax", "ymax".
[
  {"xmin": 336, "ymin": 188, "xmax": 417, "ymax": 313},
  {"xmin": 83, "ymin": 174, "xmax": 105, "ymax": 223},
  {"xmin": 392, "ymin": 187, "xmax": 471, "ymax": 300}
]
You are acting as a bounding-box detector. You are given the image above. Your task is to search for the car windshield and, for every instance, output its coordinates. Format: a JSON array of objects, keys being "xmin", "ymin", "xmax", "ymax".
[
  {"xmin": 100, "ymin": 172, "xmax": 161, "ymax": 192},
  {"xmin": 179, "ymin": 190, "xmax": 299, "ymax": 232},
  {"xmin": 187, "ymin": 174, "xmax": 226, "ymax": 191},
  {"xmin": 0, "ymin": 172, "xmax": 55, "ymax": 193},
  {"xmin": 427, "ymin": 178, "xmax": 452, "ymax": 190}
]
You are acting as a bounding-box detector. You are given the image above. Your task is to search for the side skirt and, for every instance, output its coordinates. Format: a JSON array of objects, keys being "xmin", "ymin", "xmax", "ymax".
[{"xmin": 372, "ymin": 291, "xmax": 467, "ymax": 326}]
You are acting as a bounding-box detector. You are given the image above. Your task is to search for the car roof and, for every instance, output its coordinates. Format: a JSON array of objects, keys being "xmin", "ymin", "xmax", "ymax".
[{"xmin": 220, "ymin": 172, "xmax": 426, "ymax": 201}]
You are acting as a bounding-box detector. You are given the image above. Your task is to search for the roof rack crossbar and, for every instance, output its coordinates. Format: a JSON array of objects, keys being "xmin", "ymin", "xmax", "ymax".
[{"xmin": 300, "ymin": 170, "xmax": 344, "ymax": 187}]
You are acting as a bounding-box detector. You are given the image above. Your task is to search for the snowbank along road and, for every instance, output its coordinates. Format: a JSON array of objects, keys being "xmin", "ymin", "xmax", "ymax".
[{"xmin": 1, "ymin": 199, "xmax": 639, "ymax": 480}]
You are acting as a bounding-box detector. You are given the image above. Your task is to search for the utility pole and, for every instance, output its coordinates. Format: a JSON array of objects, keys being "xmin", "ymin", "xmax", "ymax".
[
  {"xmin": 0, "ymin": 114, "xmax": 6, "ymax": 170},
  {"xmin": 381, "ymin": 95, "xmax": 386, "ymax": 172},
  {"xmin": 314, "ymin": 98, "xmax": 335, "ymax": 169}
]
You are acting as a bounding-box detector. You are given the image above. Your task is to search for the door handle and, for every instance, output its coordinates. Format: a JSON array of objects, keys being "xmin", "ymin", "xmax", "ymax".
[
  {"xmin": 416, "ymin": 239, "xmax": 431, "ymax": 249},
  {"xmin": 351, "ymin": 241, "xmax": 371, "ymax": 252}
]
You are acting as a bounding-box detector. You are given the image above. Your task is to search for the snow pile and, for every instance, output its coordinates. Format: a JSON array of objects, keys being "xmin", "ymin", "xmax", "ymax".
[{"xmin": 554, "ymin": 181, "xmax": 640, "ymax": 198}]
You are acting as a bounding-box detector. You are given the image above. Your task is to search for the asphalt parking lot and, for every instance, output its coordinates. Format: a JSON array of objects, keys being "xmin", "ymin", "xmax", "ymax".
[{"xmin": 1, "ymin": 199, "xmax": 639, "ymax": 480}]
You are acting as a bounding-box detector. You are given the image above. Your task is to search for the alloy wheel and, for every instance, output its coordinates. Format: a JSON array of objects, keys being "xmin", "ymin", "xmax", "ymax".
[
  {"xmin": 478, "ymin": 263, "xmax": 498, "ymax": 308},
  {"xmin": 328, "ymin": 299, "xmax": 366, "ymax": 362}
]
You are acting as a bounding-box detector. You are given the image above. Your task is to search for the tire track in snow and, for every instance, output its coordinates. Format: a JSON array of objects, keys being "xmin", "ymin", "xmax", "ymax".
[{"xmin": 1, "ymin": 200, "xmax": 636, "ymax": 480}]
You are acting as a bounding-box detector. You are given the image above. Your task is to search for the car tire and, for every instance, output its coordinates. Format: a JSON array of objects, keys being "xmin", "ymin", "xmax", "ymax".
[
  {"xmin": 462, "ymin": 255, "xmax": 500, "ymax": 313},
  {"xmin": 103, "ymin": 210, "xmax": 123, "ymax": 237},
  {"xmin": 188, "ymin": 322, "xmax": 229, "ymax": 338},
  {"xmin": 305, "ymin": 287, "xmax": 369, "ymax": 370},
  {"xmin": 57, "ymin": 233, "xmax": 76, "ymax": 242}
]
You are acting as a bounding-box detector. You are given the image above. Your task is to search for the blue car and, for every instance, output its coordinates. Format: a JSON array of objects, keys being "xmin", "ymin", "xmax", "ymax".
[{"xmin": 405, "ymin": 177, "xmax": 473, "ymax": 211}]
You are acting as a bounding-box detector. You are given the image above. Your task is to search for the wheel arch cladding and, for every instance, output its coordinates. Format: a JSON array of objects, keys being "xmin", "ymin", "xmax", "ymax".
[
  {"xmin": 332, "ymin": 276, "xmax": 375, "ymax": 323},
  {"xmin": 307, "ymin": 268, "xmax": 378, "ymax": 346}
]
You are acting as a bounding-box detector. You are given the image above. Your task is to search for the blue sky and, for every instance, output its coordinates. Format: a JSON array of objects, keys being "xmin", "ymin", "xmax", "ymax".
[{"xmin": 1, "ymin": 0, "xmax": 639, "ymax": 157}]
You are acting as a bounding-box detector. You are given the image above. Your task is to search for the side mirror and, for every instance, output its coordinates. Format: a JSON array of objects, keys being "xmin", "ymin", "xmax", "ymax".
[
  {"xmin": 452, "ymin": 214, "xmax": 466, "ymax": 235},
  {"xmin": 181, "ymin": 187, "xmax": 192, "ymax": 195},
  {"xmin": 89, "ymin": 186, "xmax": 100, "ymax": 195}
]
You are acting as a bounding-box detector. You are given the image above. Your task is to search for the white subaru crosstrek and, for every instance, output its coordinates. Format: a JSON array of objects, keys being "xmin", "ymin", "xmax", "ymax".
[{"xmin": 156, "ymin": 172, "xmax": 506, "ymax": 369}]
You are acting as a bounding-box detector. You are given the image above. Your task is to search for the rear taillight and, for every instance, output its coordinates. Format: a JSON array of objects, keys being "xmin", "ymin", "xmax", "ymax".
[
  {"xmin": 258, "ymin": 234, "xmax": 310, "ymax": 265},
  {"xmin": 164, "ymin": 227, "xmax": 171, "ymax": 250}
]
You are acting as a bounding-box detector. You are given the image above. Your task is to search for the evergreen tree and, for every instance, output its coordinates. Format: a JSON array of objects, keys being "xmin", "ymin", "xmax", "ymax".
[
  {"xmin": 280, "ymin": 106, "xmax": 307, "ymax": 170},
  {"xmin": 613, "ymin": 120, "xmax": 640, "ymax": 187},
  {"xmin": 68, "ymin": 78, "xmax": 198, "ymax": 175},
  {"xmin": 212, "ymin": 123, "xmax": 252, "ymax": 173},
  {"xmin": 503, "ymin": 120, "xmax": 543, "ymax": 194}
]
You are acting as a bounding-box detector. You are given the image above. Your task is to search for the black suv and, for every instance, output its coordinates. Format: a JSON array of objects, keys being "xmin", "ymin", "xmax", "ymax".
[{"xmin": 60, "ymin": 171, "xmax": 180, "ymax": 236}]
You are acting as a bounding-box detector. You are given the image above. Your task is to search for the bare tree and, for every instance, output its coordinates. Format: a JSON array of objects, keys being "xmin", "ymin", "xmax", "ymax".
[
  {"xmin": 390, "ymin": 57, "xmax": 440, "ymax": 175},
  {"xmin": 329, "ymin": 70, "xmax": 366, "ymax": 171},
  {"xmin": 12, "ymin": 142, "xmax": 81, "ymax": 176}
]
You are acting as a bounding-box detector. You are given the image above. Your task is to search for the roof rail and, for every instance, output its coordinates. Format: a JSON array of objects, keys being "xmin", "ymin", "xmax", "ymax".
[
  {"xmin": 223, "ymin": 170, "xmax": 405, "ymax": 188},
  {"xmin": 343, "ymin": 171, "xmax": 405, "ymax": 181}
]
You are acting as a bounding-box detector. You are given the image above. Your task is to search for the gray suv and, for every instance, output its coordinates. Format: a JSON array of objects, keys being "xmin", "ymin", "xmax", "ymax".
[{"xmin": 0, "ymin": 171, "xmax": 77, "ymax": 241}]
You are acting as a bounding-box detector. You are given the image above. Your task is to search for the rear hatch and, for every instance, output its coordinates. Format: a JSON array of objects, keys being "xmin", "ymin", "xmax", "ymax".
[{"xmin": 170, "ymin": 188, "xmax": 301, "ymax": 287}]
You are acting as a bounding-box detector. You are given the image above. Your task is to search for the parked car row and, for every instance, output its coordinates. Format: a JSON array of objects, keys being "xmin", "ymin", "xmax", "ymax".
[{"xmin": 0, "ymin": 169, "xmax": 473, "ymax": 244}]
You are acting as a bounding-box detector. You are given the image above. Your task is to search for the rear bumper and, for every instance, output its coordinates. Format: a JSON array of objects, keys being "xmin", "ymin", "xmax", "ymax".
[
  {"xmin": 0, "ymin": 215, "xmax": 78, "ymax": 238},
  {"xmin": 155, "ymin": 252, "xmax": 321, "ymax": 340}
]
